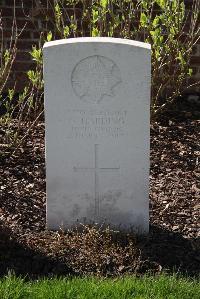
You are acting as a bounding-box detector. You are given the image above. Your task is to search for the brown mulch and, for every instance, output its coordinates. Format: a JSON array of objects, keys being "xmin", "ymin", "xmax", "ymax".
[{"xmin": 0, "ymin": 120, "xmax": 199, "ymax": 279}]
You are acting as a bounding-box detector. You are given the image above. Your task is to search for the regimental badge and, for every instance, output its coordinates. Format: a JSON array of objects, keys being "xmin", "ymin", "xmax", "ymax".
[{"xmin": 71, "ymin": 55, "xmax": 122, "ymax": 104}]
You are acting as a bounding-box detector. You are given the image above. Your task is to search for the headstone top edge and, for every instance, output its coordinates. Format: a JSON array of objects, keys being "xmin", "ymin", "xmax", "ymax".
[{"xmin": 43, "ymin": 37, "xmax": 151, "ymax": 50}]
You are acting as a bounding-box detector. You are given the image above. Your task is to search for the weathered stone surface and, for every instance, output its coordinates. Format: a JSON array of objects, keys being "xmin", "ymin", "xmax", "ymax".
[{"xmin": 43, "ymin": 37, "xmax": 151, "ymax": 232}]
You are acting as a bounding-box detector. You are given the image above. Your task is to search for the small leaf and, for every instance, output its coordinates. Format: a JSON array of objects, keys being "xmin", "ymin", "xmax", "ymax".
[
  {"xmin": 55, "ymin": 3, "xmax": 61, "ymax": 17},
  {"xmin": 92, "ymin": 27, "xmax": 99, "ymax": 37},
  {"xmin": 170, "ymin": 26, "xmax": 175, "ymax": 35},
  {"xmin": 100, "ymin": 0, "xmax": 108, "ymax": 9},
  {"xmin": 63, "ymin": 26, "xmax": 70, "ymax": 38},
  {"xmin": 8, "ymin": 89, "xmax": 14, "ymax": 101},
  {"xmin": 28, "ymin": 96, "xmax": 34, "ymax": 108},
  {"xmin": 152, "ymin": 16, "xmax": 160, "ymax": 28},
  {"xmin": 47, "ymin": 31, "xmax": 52, "ymax": 42},
  {"xmin": 30, "ymin": 46, "xmax": 42, "ymax": 64},
  {"xmin": 188, "ymin": 68, "xmax": 193, "ymax": 76},
  {"xmin": 3, "ymin": 50, "xmax": 10, "ymax": 64},
  {"xmin": 156, "ymin": 0, "xmax": 166, "ymax": 9},
  {"xmin": 177, "ymin": 51, "xmax": 186, "ymax": 66},
  {"xmin": 92, "ymin": 9, "xmax": 99, "ymax": 23},
  {"xmin": 70, "ymin": 22, "xmax": 77, "ymax": 32},
  {"xmin": 140, "ymin": 12, "xmax": 148, "ymax": 27}
]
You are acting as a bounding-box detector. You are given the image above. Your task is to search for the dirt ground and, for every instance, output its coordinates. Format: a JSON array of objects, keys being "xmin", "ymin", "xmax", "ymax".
[{"xmin": 0, "ymin": 120, "xmax": 199, "ymax": 278}]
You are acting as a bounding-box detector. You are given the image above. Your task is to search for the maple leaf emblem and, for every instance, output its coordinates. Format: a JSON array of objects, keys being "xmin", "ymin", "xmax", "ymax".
[{"xmin": 71, "ymin": 55, "xmax": 122, "ymax": 103}]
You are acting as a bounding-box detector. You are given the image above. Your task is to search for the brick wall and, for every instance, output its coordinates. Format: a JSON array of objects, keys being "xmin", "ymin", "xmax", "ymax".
[
  {"xmin": 1, "ymin": 0, "xmax": 45, "ymax": 91},
  {"xmin": 0, "ymin": 0, "xmax": 199, "ymax": 93}
]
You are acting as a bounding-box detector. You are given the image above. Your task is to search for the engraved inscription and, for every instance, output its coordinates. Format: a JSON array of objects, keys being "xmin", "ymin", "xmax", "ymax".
[
  {"xmin": 67, "ymin": 109, "xmax": 127, "ymax": 139},
  {"xmin": 74, "ymin": 144, "xmax": 120, "ymax": 218},
  {"xmin": 71, "ymin": 55, "xmax": 122, "ymax": 103}
]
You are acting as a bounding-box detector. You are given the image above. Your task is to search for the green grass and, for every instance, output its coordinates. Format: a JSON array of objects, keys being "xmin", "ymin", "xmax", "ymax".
[{"xmin": 0, "ymin": 274, "xmax": 199, "ymax": 299}]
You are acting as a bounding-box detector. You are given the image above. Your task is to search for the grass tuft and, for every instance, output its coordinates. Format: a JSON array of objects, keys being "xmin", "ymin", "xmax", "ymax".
[{"xmin": 0, "ymin": 274, "xmax": 199, "ymax": 299}]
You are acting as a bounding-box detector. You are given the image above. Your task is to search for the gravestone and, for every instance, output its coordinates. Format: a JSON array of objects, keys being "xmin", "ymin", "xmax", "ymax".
[{"xmin": 43, "ymin": 37, "xmax": 151, "ymax": 233}]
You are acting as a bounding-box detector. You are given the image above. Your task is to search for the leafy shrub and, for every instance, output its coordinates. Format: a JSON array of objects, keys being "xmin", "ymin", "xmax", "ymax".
[
  {"xmin": 0, "ymin": 11, "xmax": 44, "ymax": 149},
  {"xmin": 0, "ymin": 0, "xmax": 199, "ymax": 151},
  {"xmin": 46, "ymin": 0, "xmax": 200, "ymax": 119}
]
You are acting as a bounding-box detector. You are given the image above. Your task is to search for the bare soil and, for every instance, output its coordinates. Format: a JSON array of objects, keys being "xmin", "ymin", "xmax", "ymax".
[{"xmin": 0, "ymin": 120, "xmax": 199, "ymax": 278}]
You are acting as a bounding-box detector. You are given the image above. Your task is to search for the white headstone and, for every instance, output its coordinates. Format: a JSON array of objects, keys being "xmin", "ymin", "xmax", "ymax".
[{"xmin": 43, "ymin": 37, "xmax": 151, "ymax": 233}]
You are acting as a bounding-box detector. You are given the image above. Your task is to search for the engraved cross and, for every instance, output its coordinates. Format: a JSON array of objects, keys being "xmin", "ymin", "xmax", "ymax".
[{"xmin": 73, "ymin": 144, "xmax": 120, "ymax": 218}]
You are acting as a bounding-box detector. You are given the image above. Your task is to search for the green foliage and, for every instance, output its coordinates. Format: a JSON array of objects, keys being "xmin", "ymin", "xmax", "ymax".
[
  {"xmin": 63, "ymin": 26, "xmax": 70, "ymax": 38},
  {"xmin": 28, "ymin": 45, "xmax": 44, "ymax": 95},
  {"xmin": 3, "ymin": 49, "xmax": 11, "ymax": 65},
  {"xmin": 30, "ymin": 46, "xmax": 43, "ymax": 65},
  {"xmin": 0, "ymin": 0, "xmax": 199, "ymax": 148},
  {"xmin": 100, "ymin": 0, "xmax": 108, "ymax": 9},
  {"xmin": 47, "ymin": 31, "xmax": 53, "ymax": 42},
  {"xmin": 0, "ymin": 274, "xmax": 199, "ymax": 299},
  {"xmin": 49, "ymin": 0, "xmax": 199, "ymax": 120},
  {"xmin": 0, "ymin": 29, "xmax": 44, "ymax": 148},
  {"xmin": 140, "ymin": 12, "xmax": 148, "ymax": 27},
  {"xmin": 0, "ymin": 39, "xmax": 17, "ymax": 96}
]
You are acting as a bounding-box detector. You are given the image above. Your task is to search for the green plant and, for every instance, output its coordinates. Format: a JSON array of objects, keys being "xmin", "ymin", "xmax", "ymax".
[
  {"xmin": 0, "ymin": 9, "xmax": 22, "ymax": 146},
  {"xmin": 0, "ymin": 273, "xmax": 199, "ymax": 298},
  {"xmin": 11, "ymin": 41, "xmax": 46, "ymax": 152},
  {"xmin": 0, "ymin": 11, "xmax": 44, "ymax": 150},
  {"xmin": 0, "ymin": 12, "xmax": 17, "ymax": 96},
  {"xmin": 1, "ymin": 0, "xmax": 199, "ymax": 153},
  {"xmin": 44, "ymin": 0, "xmax": 199, "ymax": 120},
  {"xmin": 26, "ymin": 44, "xmax": 44, "ymax": 120}
]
